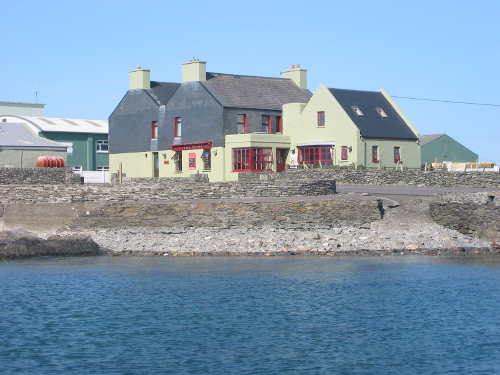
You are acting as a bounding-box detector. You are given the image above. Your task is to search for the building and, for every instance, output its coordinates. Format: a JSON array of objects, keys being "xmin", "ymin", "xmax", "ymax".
[
  {"xmin": 0, "ymin": 122, "xmax": 67, "ymax": 168},
  {"xmin": 420, "ymin": 133, "xmax": 478, "ymax": 165},
  {"xmin": 0, "ymin": 115, "xmax": 108, "ymax": 171},
  {"xmin": 110, "ymin": 61, "xmax": 311, "ymax": 181},
  {"xmin": 109, "ymin": 60, "xmax": 421, "ymax": 181},
  {"xmin": 283, "ymin": 85, "xmax": 420, "ymax": 169},
  {"xmin": 0, "ymin": 101, "xmax": 45, "ymax": 117}
]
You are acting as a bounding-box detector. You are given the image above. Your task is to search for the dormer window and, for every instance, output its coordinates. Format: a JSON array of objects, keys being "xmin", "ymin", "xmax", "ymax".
[
  {"xmin": 376, "ymin": 107, "xmax": 388, "ymax": 118},
  {"xmin": 351, "ymin": 106, "xmax": 364, "ymax": 116}
]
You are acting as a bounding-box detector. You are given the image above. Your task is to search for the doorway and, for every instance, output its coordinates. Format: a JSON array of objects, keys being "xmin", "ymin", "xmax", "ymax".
[
  {"xmin": 153, "ymin": 152, "xmax": 159, "ymax": 178},
  {"xmin": 276, "ymin": 148, "xmax": 289, "ymax": 172}
]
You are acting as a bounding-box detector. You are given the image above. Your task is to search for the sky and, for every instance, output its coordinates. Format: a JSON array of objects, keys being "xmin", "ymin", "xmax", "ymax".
[{"xmin": 2, "ymin": 0, "xmax": 499, "ymax": 162}]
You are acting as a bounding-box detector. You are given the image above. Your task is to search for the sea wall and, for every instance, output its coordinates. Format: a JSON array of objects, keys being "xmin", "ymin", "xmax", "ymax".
[
  {"xmin": 429, "ymin": 192, "xmax": 500, "ymax": 243},
  {"xmin": 0, "ymin": 167, "xmax": 80, "ymax": 185}
]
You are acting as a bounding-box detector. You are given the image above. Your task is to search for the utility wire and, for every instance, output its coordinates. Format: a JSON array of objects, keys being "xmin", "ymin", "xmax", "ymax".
[{"xmin": 392, "ymin": 95, "xmax": 500, "ymax": 107}]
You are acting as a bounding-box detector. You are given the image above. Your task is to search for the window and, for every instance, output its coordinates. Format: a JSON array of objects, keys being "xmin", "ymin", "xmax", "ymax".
[
  {"xmin": 341, "ymin": 146, "xmax": 348, "ymax": 161},
  {"xmin": 151, "ymin": 121, "xmax": 158, "ymax": 139},
  {"xmin": 97, "ymin": 166, "xmax": 109, "ymax": 171},
  {"xmin": 317, "ymin": 111, "xmax": 325, "ymax": 127},
  {"xmin": 394, "ymin": 146, "xmax": 401, "ymax": 163},
  {"xmin": 175, "ymin": 150, "xmax": 182, "ymax": 172},
  {"xmin": 351, "ymin": 106, "xmax": 364, "ymax": 116},
  {"xmin": 202, "ymin": 149, "xmax": 211, "ymax": 171},
  {"xmin": 372, "ymin": 146, "xmax": 379, "ymax": 163},
  {"xmin": 261, "ymin": 115, "xmax": 272, "ymax": 134},
  {"xmin": 376, "ymin": 107, "xmax": 388, "ymax": 118},
  {"xmin": 188, "ymin": 152, "xmax": 196, "ymax": 170},
  {"xmin": 237, "ymin": 114, "xmax": 248, "ymax": 134},
  {"xmin": 275, "ymin": 116, "xmax": 282, "ymax": 133},
  {"xmin": 174, "ymin": 117, "xmax": 183, "ymax": 138},
  {"xmin": 96, "ymin": 139, "xmax": 109, "ymax": 153},
  {"xmin": 232, "ymin": 148, "xmax": 273, "ymax": 172},
  {"xmin": 298, "ymin": 145, "xmax": 334, "ymax": 165}
]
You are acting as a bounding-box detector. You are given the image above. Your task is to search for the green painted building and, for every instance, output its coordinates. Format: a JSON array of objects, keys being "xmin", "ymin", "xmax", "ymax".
[
  {"xmin": 0, "ymin": 115, "xmax": 108, "ymax": 171},
  {"xmin": 420, "ymin": 133, "xmax": 478, "ymax": 164}
]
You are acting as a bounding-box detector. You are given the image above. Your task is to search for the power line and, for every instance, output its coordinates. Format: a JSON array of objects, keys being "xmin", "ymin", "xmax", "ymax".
[{"xmin": 392, "ymin": 95, "xmax": 500, "ymax": 107}]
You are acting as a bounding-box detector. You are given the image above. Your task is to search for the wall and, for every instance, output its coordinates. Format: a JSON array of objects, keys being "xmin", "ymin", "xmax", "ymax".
[
  {"xmin": 283, "ymin": 85, "xmax": 360, "ymax": 166},
  {"xmin": 0, "ymin": 149, "xmax": 66, "ymax": 168},
  {"xmin": 164, "ymin": 82, "xmax": 224, "ymax": 148},
  {"xmin": 41, "ymin": 132, "xmax": 108, "ymax": 171},
  {"xmin": 109, "ymin": 89, "xmax": 159, "ymax": 154},
  {"xmin": 422, "ymin": 134, "xmax": 478, "ymax": 164},
  {"xmin": 223, "ymin": 108, "xmax": 282, "ymax": 135},
  {"xmin": 429, "ymin": 192, "xmax": 499, "ymax": 243},
  {"xmin": 0, "ymin": 102, "xmax": 44, "ymax": 116},
  {"xmin": 0, "ymin": 167, "xmax": 80, "ymax": 185},
  {"xmin": 362, "ymin": 138, "xmax": 420, "ymax": 169}
]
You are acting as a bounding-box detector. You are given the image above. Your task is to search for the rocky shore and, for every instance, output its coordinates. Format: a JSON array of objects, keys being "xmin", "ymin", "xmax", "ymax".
[{"xmin": 0, "ymin": 231, "xmax": 100, "ymax": 259}]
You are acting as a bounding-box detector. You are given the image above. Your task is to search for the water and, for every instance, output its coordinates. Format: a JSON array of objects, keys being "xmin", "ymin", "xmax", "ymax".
[{"xmin": 1, "ymin": 256, "xmax": 500, "ymax": 375}]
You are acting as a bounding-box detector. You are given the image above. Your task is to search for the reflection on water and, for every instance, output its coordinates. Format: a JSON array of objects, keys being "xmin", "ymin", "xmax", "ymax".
[{"xmin": 1, "ymin": 256, "xmax": 500, "ymax": 375}]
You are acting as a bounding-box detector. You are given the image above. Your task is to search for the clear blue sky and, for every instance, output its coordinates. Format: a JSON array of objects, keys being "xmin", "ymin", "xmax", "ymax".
[{"xmin": 3, "ymin": 0, "xmax": 499, "ymax": 162}]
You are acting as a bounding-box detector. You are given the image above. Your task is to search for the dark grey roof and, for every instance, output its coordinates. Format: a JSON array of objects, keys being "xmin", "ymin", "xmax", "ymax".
[
  {"xmin": 202, "ymin": 73, "xmax": 312, "ymax": 110},
  {"xmin": 0, "ymin": 122, "xmax": 67, "ymax": 151},
  {"xmin": 149, "ymin": 81, "xmax": 181, "ymax": 105},
  {"xmin": 420, "ymin": 133, "xmax": 445, "ymax": 145},
  {"xmin": 329, "ymin": 88, "xmax": 418, "ymax": 140}
]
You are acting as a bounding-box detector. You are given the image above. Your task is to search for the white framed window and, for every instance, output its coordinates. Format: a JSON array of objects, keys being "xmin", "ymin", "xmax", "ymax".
[
  {"xmin": 97, "ymin": 166, "xmax": 109, "ymax": 171},
  {"xmin": 376, "ymin": 107, "xmax": 388, "ymax": 118},
  {"xmin": 351, "ymin": 106, "xmax": 364, "ymax": 116},
  {"xmin": 96, "ymin": 139, "xmax": 109, "ymax": 153},
  {"xmin": 72, "ymin": 166, "xmax": 83, "ymax": 172}
]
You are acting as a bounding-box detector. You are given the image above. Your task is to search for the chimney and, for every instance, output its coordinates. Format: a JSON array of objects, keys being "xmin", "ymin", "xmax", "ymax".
[
  {"xmin": 281, "ymin": 64, "xmax": 307, "ymax": 89},
  {"xmin": 182, "ymin": 58, "xmax": 207, "ymax": 82},
  {"xmin": 129, "ymin": 66, "xmax": 150, "ymax": 90}
]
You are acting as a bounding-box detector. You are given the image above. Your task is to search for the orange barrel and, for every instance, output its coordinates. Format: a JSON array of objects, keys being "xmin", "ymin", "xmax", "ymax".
[
  {"xmin": 55, "ymin": 157, "xmax": 63, "ymax": 168},
  {"xmin": 48, "ymin": 156, "xmax": 56, "ymax": 168},
  {"xmin": 36, "ymin": 156, "xmax": 49, "ymax": 168},
  {"xmin": 59, "ymin": 158, "xmax": 65, "ymax": 167}
]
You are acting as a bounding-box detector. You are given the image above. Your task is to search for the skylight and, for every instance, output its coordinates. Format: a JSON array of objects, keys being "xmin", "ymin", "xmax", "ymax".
[
  {"xmin": 351, "ymin": 106, "xmax": 364, "ymax": 116},
  {"xmin": 376, "ymin": 107, "xmax": 388, "ymax": 118}
]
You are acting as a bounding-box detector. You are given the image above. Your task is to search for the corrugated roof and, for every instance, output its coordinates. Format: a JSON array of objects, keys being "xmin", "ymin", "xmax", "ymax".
[
  {"xmin": 0, "ymin": 122, "xmax": 67, "ymax": 151},
  {"xmin": 329, "ymin": 88, "xmax": 418, "ymax": 140},
  {"xmin": 0, "ymin": 115, "xmax": 108, "ymax": 134},
  {"xmin": 149, "ymin": 81, "xmax": 181, "ymax": 105},
  {"xmin": 201, "ymin": 73, "xmax": 312, "ymax": 110},
  {"xmin": 420, "ymin": 133, "xmax": 445, "ymax": 145}
]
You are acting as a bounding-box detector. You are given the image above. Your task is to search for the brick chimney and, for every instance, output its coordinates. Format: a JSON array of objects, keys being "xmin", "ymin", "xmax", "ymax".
[
  {"xmin": 281, "ymin": 64, "xmax": 307, "ymax": 89},
  {"xmin": 182, "ymin": 58, "xmax": 207, "ymax": 82},
  {"xmin": 129, "ymin": 66, "xmax": 150, "ymax": 90}
]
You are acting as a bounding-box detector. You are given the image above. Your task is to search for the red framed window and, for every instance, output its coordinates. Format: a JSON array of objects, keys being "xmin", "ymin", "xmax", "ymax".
[
  {"xmin": 394, "ymin": 146, "xmax": 401, "ymax": 163},
  {"xmin": 237, "ymin": 114, "xmax": 248, "ymax": 134},
  {"xmin": 173, "ymin": 117, "xmax": 183, "ymax": 138},
  {"xmin": 151, "ymin": 121, "xmax": 158, "ymax": 139},
  {"xmin": 188, "ymin": 152, "xmax": 196, "ymax": 169},
  {"xmin": 341, "ymin": 146, "xmax": 348, "ymax": 161},
  {"xmin": 298, "ymin": 146, "xmax": 334, "ymax": 165},
  {"xmin": 372, "ymin": 146, "xmax": 379, "ymax": 163},
  {"xmin": 232, "ymin": 148, "xmax": 273, "ymax": 172},
  {"xmin": 261, "ymin": 115, "xmax": 273, "ymax": 134},
  {"xmin": 317, "ymin": 111, "xmax": 325, "ymax": 127},
  {"xmin": 275, "ymin": 116, "xmax": 283, "ymax": 133}
]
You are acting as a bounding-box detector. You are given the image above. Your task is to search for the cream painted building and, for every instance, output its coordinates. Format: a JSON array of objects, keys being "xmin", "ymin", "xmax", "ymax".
[{"xmin": 283, "ymin": 85, "xmax": 420, "ymax": 169}]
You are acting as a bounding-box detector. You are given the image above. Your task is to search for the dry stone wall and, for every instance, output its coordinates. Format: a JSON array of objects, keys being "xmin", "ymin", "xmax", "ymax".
[{"xmin": 0, "ymin": 168, "xmax": 80, "ymax": 185}]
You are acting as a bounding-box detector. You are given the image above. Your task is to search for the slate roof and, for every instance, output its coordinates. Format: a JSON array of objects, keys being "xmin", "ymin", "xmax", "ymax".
[
  {"xmin": 202, "ymin": 73, "xmax": 312, "ymax": 110},
  {"xmin": 329, "ymin": 88, "xmax": 418, "ymax": 140},
  {"xmin": 420, "ymin": 133, "xmax": 445, "ymax": 145},
  {"xmin": 0, "ymin": 122, "xmax": 67, "ymax": 150},
  {"xmin": 149, "ymin": 81, "xmax": 181, "ymax": 105}
]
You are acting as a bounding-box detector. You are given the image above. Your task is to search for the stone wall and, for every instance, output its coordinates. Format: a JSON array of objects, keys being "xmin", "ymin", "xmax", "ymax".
[
  {"xmin": 0, "ymin": 168, "xmax": 80, "ymax": 185},
  {"xmin": 429, "ymin": 192, "xmax": 500, "ymax": 243},
  {"xmin": 243, "ymin": 168, "xmax": 500, "ymax": 187}
]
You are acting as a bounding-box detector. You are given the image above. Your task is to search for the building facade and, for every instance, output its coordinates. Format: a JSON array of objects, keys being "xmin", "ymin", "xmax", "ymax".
[
  {"xmin": 0, "ymin": 101, "xmax": 45, "ymax": 117},
  {"xmin": 0, "ymin": 116, "xmax": 108, "ymax": 171},
  {"xmin": 109, "ymin": 60, "xmax": 421, "ymax": 182},
  {"xmin": 420, "ymin": 133, "xmax": 478, "ymax": 164}
]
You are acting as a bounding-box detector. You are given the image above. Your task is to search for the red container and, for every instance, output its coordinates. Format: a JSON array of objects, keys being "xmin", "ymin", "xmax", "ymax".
[{"xmin": 36, "ymin": 156, "xmax": 49, "ymax": 168}]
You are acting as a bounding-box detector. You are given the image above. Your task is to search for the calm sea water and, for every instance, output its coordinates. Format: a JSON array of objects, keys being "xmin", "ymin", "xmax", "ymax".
[{"xmin": 1, "ymin": 256, "xmax": 499, "ymax": 375}]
